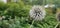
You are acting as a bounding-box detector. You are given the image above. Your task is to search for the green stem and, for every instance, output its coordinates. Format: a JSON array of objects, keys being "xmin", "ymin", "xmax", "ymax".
[
  {"xmin": 58, "ymin": 22, "xmax": 60, "ymax": 28},
  {"xmin": 54, "ymin": 22, "xmax": 60, "ymax": 28},
  {"xmin": 30, "ymin": 20, "xmax": 35, "ymax": 28}
]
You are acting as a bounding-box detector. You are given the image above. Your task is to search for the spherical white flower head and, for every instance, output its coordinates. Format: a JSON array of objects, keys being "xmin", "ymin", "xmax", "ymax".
[{"xmin": 29, "ymin": 5, "xmax": 46, "ymax": 21}]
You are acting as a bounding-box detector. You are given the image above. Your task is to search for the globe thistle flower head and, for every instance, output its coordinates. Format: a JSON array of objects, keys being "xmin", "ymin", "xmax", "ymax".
[{"xmin": 29, "ymin": 5, "xmax": 46, "ymax": 21}]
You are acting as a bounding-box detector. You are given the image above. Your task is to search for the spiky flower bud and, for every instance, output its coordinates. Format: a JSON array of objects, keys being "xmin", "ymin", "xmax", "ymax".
[{"xmin": 29, "ymin": 5, "xmax": 46, "ymax": 21}]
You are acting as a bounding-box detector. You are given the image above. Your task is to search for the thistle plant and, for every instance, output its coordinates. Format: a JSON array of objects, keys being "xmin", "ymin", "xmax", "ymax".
[
  {"xmin": 29, "ymin": 5, "xmax": 46, "ymax": 28},
  {"xmin": 29, "ymin": 5, "xmax": 46, "ymax": 21}
]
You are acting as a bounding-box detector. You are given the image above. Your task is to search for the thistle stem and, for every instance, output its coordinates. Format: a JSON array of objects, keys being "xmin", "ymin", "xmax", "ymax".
[{"xmin": 30, "ymin": 20, "xmax": 35, "ymax": 28}]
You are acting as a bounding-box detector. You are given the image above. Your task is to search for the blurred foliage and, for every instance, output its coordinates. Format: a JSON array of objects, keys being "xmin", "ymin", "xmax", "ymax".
[
  {"xmin": 0, "ymin": 2, "xmax": 8, "ymax": 15},
  {"xmin": 22, "ymin": 0, "xmax": 43, "ymax": 5},
  {"xmin": 0, "ymin": 2, "xmax": 31, "ymax": 17},
  {"xmin": 0, "ymin": 0, "xmax": 59, "ymax": 28},
  {"xmin": 0, "ymin": 2, "xmax": 7, "ymax": 11},
  {"xmin": 1, "ymin": 14, "xmax": 58, "ymax": 28}
]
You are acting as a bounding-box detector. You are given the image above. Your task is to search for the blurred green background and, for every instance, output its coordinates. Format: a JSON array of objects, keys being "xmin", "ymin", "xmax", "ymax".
[{"xmin": 0, "ymin": 0, "xmax": 60, "ymax": 28}]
